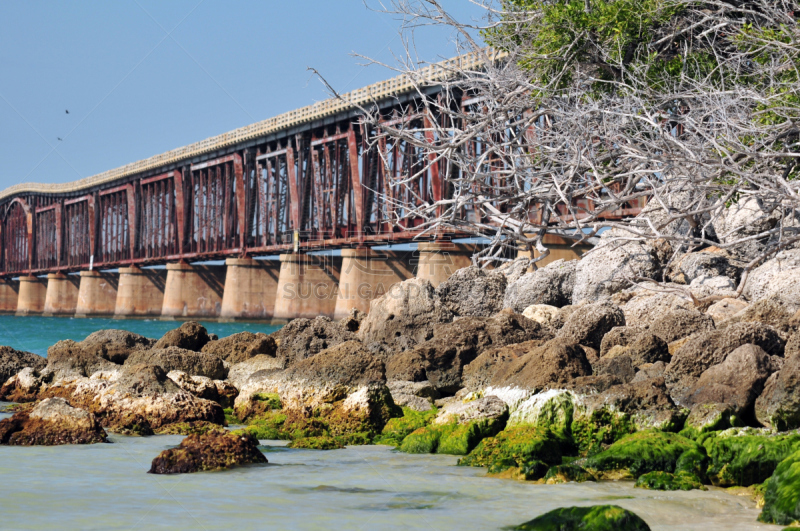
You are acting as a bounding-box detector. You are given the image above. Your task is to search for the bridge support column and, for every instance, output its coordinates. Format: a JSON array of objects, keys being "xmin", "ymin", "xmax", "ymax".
[
  {"xmin": 273, "ymin": 254, "xmax": 341, "ymax": 322},
  {"xmin": 415, "ymin": 242, "xmax": 476, "ymax": 287},
  {"xmin": 333, "ymin": 248, "xmax": 414, "ymax": 320},
  {"xmin": 43, "ymin": 273, "xmax": 80, "ymax": 316},
  {"xmin": 220, "ymin": 258, "xmax": 280, "ymax": 321},
  {"xmin": 16, "ymin": 276, "xmax": 47, "ymax": 315},
  {"xmin": 161, "ymin": 262, "xmax": 225, "ymax": 319},
  {"xmin": 115, "ymin": 266, "xmax": 166, "ymax": 317},
  {"xmin": 75, "ymin": 271, "xmax": 119, "ymax": 317},
  {"xmin": 0, "ymin": 280, "xmax": 19, "ymax": 313},
  {"xmin": 516, "ymin": 235, "xmax": 588, "ymax": 268}
]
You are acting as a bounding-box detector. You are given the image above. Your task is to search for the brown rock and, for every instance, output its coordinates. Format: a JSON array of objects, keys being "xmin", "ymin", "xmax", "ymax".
[
  {"xmin": 580, "ymin": 377, "xmax": 684, "ymax": 430},
  {"xmin": 625, "ymin": 333, "xmax": 670, "ymax": 367},
  {"xmin": 435, "ymin": 266, "xmax": 508, "ymax": 317},
  {"xmin": 461, "ymin": 340, "xmax": 546, "ymax": 392},
  {"xmin": 273, "ymin": 316, "xmax": 358, "ymax": 366},
  {"xmin": 599, "ymin": 326, "xmax": 646, "ymax": 357},
  {"xmin": 0, "ymin": 346, "xmax": 45, "ymax": 385},
  {"xmin": 126, "ymin": 347, "xmax": 227, "ymax": 380},
  {"xmin": 756, "ymin": 356, "xmax": 800, "ymax": 430},
  {"xmin": 153, "ymin": 321, "xmax": 212, "ymax": 352},
  {"xmin": 665, "ymin": 322, "xmax": 785, "ymax": 405},
  {"xmin": 284, "ymin": 341, "xmax": 385, "ymax": 387},
  {"xmin": 787, "ymin": 332, "xmax": 800, "ymax": 359},
  {"xmin": 593, "ymin": 355, "xmax": 635, "ymax": 384},
  {"xmin": 149, "ymin": 431, "xmax": 266, "ymax": 474},
  {"xmin": 557, "ymin": 300, "xmax": 625, "ymax": 349},
  {"xmin": 358, "ymin": 278, "xmax": 452, "ymax": 353},
  {"xmin": 490, "ymin": 338, "xmax": 592, "ymax": 390},
  {"xmin": 683, "ymin": 344, "xmax": 773, "ymax": 414},
  {"xmin": 0, "ymin": 398, "xmax": 107, "ymax": 445},
  {"xmin": 78, "ymin": 329, "xmax": 155, "ymax": 364},
  {"xmin": 648, "ymin": 309, "xmax": 715, "ymax": 344},
  {"xmin": 201, "ymin": 332, "xmax": 277, "ymax": 364},
  {"xmin": 706, "ymin": 298, "xmax": 749, "ymax": 325},
  {"xmin": 632, "ymin": 361, "xmax": 667, "ymax": 383},
  {"xmin": 46, "ymin": 339, "xmax": 119, "ymax": 378},
  {"xmin": 386, "ymin": 313, "xmax": 552, "ymax": 393}
]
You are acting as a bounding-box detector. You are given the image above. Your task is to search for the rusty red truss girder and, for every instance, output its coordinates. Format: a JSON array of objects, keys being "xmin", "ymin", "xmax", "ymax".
[{"xmin": 0, "ymin": 92, "xmax": 643, "ymax": 278}]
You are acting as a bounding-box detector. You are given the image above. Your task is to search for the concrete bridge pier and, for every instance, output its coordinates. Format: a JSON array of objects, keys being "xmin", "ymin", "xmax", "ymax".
[
  {"xmin": 273, "ymin": 253, "xmax": 342, "ymax": 322},
  {"xmin": 16, "ymin": 276, "xmax": 47, "ymax": 315},
  {"xmin": 115, "ymin": 266, "xmax": 166, "ymax": 317},
  {"xmin": 75, "ymin": 271, "xmax": 119, "ymax": 317},
  {"xmin": 415, "ymin": 242, "xmax": 476, "ymax": 287},
  {"xmin": 0, "ymin": 279, "xmax": 19, "ymax": 313},
  {"xmin": 43, "ymin": 273, "xmax": 80, "ymax": 316},
  {"xmin": 220, "ymin": 258, "xmax": 281, "ymax": 321},
  {"xmin": 516, "ymin": 235, "xmax": 588, "ymax": 268},
  {"xmin": 333, "ymin": 248, "xmax": 415, "ymax": 320},
  {"xmin": 161, "ymin": 262, "xmax": 225, "ymax": 319}
]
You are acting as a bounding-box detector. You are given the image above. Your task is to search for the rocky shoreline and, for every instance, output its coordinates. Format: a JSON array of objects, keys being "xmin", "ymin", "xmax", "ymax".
[{"xmin": 1, "ymin": 245, "xmax": 799, "ymax": 528}]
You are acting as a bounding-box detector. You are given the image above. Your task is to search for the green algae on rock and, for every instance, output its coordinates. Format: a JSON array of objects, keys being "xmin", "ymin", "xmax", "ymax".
[
  {"xmin": 635, "ymin": 471, "xmax": 705, "ymax": 491},
  {"xmin": 571, "ymin": 407, "xmax": 637, "ymax": 457},
  {"xmin": 374, "ymin": 406, "xmax": 438, "ymax": 446},
  {"xmin": 509, "ymin": 505, "xmax": 651, "ymax": 530},
  {"xmin": 153, "ymin": 420, "xmax": 226, "ymax": 436},
  {"xmin": 759, "ymin": 449, "xmax": 800, "ymax": 526},
  {"xmin": 543, "ymin": 464, "xmax": 596, "ymax": 484},
  {"xmin": 287, "ymin": 436, "xmax": 345, "ymax": 450},
  {"xmin": 702, "ymin": 429, "xmax": 800, "ymax": 487},
  {"xmin": 149, "ymin": 431, "xmax": 267, "ymax": 474},
  {"xmin": 585, "ymin": 430, "xmax": 703, "ymax": 478},
  {"xmin": 399, "ymin": 417, "xmax": 504, "ymax": 455},
  {"xmin": 458, "ymin": 425, "xmax": 562, "ymax": 480}
]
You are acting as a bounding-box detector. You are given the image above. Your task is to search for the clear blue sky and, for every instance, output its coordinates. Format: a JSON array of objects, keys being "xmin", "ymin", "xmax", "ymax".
[{"xmin": 0, "ymin": 1, "xmax": 485, "ymax": 191}]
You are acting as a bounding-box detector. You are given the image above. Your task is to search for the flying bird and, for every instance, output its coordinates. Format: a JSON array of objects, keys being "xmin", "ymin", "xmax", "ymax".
[
  {"xmin": 57, "ymin": 138, "xmax": 62, "ymax": 141},
  {"xmin": 65, "ymin": 110, "xmax": 69, "ymax": 114}
]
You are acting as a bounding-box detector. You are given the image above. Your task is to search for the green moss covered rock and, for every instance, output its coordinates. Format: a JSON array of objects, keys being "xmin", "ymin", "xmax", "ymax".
[
  {"xmin": 438, "ymin": 418, "xmax": 505, "ymax": 455},
  {"xmin": 154, "ymin": 421, "xmax": 225, "ymax": 436},
  {"xmin": 252, "ymin": 392, "xmax": 282, "ymax": 410},
  {"xmin": 585, "ymin": 430, "xmax": 703, "ymax": 478},
  {"xmin": 374, "ymin": 407, "xmax": 437, "ymax": 446},
  {"xmin": 543, "ymin": 464, "xmax": 596, "ymax": 484},
  {"xmin": 458, "ymin": 426, "xmax": 562, "ymax": 480},
  {"xmin": 510, "ymin": 505, "xmax": 651, "ymax": 530},
  {"xmin": 759, "ymin": 449, "xmax": 800, "ymax": 526},
  {"xmin": 287, "ymin": 436, "xmax": 345, "ymax": 450},
  {"xmin": 571, "ymin": 407, "xmax": 636, "ymax": 457},
  {"xmin": 399, "ymin": 423, "xmax": 456, "ymax": 454},
  {"xmin": 703, "ymin": 430, "xmax": 800, "ymax": 487},
  {"xmin": 635, "ymin": 471, "xmax": 704, "ymax": 491}
]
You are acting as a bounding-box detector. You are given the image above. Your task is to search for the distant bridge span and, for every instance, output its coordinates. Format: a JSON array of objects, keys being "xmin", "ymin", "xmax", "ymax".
[{"xmin": 0, "ymin": 53, "xmax": 641, "ymax": 321}]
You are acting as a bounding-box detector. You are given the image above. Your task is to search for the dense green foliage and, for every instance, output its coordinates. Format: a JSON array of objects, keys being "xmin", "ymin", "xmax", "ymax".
[{"xmin": 510, "ymin": 505, "xmax": 652, "ymax": 530}]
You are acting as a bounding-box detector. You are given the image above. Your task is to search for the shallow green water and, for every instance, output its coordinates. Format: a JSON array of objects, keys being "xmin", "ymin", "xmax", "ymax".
[
  {"xmin": 0, "ymin": 314, "xmax": 281, "ymax": 356},
  {"xmin": 0, "ymin": 405, "xmax": 777, "ymax": 530}
]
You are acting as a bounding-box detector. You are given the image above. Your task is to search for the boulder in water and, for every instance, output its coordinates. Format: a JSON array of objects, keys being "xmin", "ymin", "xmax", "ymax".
[
  {"xmin": 148, "ymin": 431, "xmax": 266, "ymax": 474},
  {"xmin": 0, "ymin": 397, "xmax": 107, "ymax": 445}
]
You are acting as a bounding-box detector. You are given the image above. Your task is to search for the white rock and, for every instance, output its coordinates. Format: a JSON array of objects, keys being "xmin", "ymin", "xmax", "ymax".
[{"xmin": 522, "ymin": 304, "xmax": 560, "ymax": 327}]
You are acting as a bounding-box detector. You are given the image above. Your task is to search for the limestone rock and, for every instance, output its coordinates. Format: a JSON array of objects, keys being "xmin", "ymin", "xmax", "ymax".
[
  {"xmin": 461, "ymin": 340, "xmax": 545, "ymax": 393},
  {"xmin": 683, "ymin": 344, "xmax": 773, "ymax": 414},
  {"xmin": 167, "ymin": 371, "xmax": 238, "ymax": 408},
  {"xmin": 648, "ymin": 309, "xmax": 715, "ymax": 344},
  {"xmin": 149, "ymin": 431, "xmax": 266, "ymax": 474},
  {"xmin": 632, "ymin": 361, "xmax": 667, "ymax": 383},
  {"xmin": 358, "ymin": 278, "xmax": 452, "ymax": 353},
  {"xmin": 0, "ymin": 398, "xmax": 108, "ymax": 445},
  {"xmin": 669, "ymin": 249, "xmax": 741, "ymax": 285},
  {"xmin": 46, "ymin": 339, "xmax": 119, "ymax": 378},
  {"xmin": 521, "ymin": 304, "xmax": 560, "ymax": 327},
  {"xmin": 599, "ymin": 326, "xmax": 646, "ymax": 357},
  {"xmin": 0, "ymin": 367, "xmax": 43, "ymax": 403},
  {"xmin": 572, "ymin": 231, "xmax": 664, "ymax": 303},
  {"xmin": 743, "ymin": 250, "xmax": 800, "ymax": 309},
  {"xmin": 503, "ymin": 259, "xmax": 577, "ymax": 311},
  {"xmin": 78, "ymin": 329, "xmax": 155, "ymax": 364},
  {"xmin": 689, "ymin": 275, "xmax": 737, "ymax": 295},
  {"xmin": 581, "ymin": 377, "xmax": 685, "ymax": 431},
  {"xmin": 284, "ymin": 341, "xmax": 385, "ymax": 388},
  {"xmin": 490, "ymin": 338, "xmax": 592, "ymax": 391},
  {"xmin": 201, "ymin": 332, "xmax": 277, "ymax": 364},
  {"xmin": 756, "ymin": 356, "xmax": 800, "ymax": 431},
  {"xmin": 787, "ymin": 332, "xmax": 800, "ymax": 359},
  {"xmin": 0, "ymin": 346, "xmax": 45, "ymax": 386},
  {"xmin": 385, "ymin": 313, "xmax": 552, "ymax": 393},
  {"xmin": 153, "ymin": 321, "xmax": 212, "ymax": 352},
  {"xmin": 621, "ymin": 289, "xmax": 694, "ymax": 327},
  {"xmin": 433, "ymin": 395, "xmax": 508, "ymax": 426},
  {"xmin": 593, "ymin": 355, "xmax": 635, "ymax": 384},
  {"xmin": 226, "ymin": 354, "xmax": 284, "ymax": 389},
  {"xmin": 665, "ymin": 322, "xmax": 785, "ymax": 405},
  {"xmin": 435, "ymin": 266, "xmax": 507, "ymax": 317},
  {"xmin": 557, "ymin": 300, "xmax": 625, "ymax": 349},
  {"xmin": 706, "ymin": 298, "xmax": 749, "ymax": 325},
  {"xmin": 713, "ymin": 197, "xmax": 779, "ymax": 262},
  {"xmin": 726, "ymin": 298, "xmax": 797, "ymax": 336},
  {"xmin": 272, "ymin": 316, "xmax": 358, "ymax": 366},
  {"xmin": 387, "ymin": 380, "xmax": 439, "ymax": 412},
  {"xmin": 126, "ymin": 346, "xmax": 227, "ymax": 380},
  {"xmin": 495, "ymin": 257, "xmax": 531, "ymax": 284}
]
